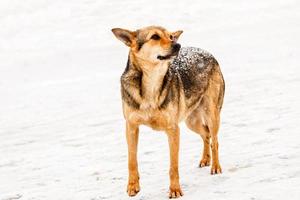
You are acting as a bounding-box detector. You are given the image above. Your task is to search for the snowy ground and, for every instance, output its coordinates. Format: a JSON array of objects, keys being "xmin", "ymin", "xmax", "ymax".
[{"xmin": 1, "ymin": 0, "xmax": 300, "ymax": 199}]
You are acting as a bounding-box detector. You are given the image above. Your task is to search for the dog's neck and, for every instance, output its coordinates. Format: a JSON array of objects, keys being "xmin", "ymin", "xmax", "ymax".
[
  {"xmin": 130, "ymin": 53, "xmax": 170, "ymax": 109},
  {"xmin": 141, "ymin": 61, "xmax": 169, "ymax": 100}
]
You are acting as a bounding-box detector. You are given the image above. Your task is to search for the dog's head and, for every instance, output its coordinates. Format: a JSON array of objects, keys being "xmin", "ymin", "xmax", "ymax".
[{"xmin": 112, "ymin": 26, "xmax": 183, "ymax": 63}]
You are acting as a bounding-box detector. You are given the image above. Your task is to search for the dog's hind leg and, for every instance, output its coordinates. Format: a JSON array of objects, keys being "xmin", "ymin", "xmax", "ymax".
[
  {"xmin": 185, "ymin": 106, "xmax": 211, "ymax": 168},
  {"xmin": 207, "ymin": 106, "xmax": 222, "ymax": 175},
  {"xmin": 185, "ymin": 98, "xmax": 222, "ymax": 174},
  {"xmin": 186, "ymin": 66, "xmax": 224, "ymax": 174},
  {"xmin": 126, "ymin": 122, "xmax": 140, "ymax": 196}
]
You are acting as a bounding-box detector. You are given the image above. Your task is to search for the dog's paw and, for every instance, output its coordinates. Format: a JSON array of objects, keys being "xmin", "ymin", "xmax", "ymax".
[
  {"xmin": 127, "ymin": 181, "xmax": 140, "ymax": 197},
  {"xmin": 169, "ymin": 186, "xmax": 183, "ymax": 198},
  {"xmin": 199, "ymin": 158, "xmax": 210, "ymax": 167},
  {"xmin": 211, "ymin": 163, "xmax": 222, "ymax": 175}
]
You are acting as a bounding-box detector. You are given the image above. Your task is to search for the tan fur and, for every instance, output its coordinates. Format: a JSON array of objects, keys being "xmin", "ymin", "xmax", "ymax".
[
  {"xmin": 185, "ymin": 67, "xmax": 224, "ymax": 173},
  {"xmin": 112, "ymin": 26, "xmax": 225, "ymax": 198}
]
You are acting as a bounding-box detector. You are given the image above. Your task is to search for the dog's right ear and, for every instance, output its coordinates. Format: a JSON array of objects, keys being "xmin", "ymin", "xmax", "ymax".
[{"xmin": 111, "ymin": 28, "xmax": 136, "ymax": 47}]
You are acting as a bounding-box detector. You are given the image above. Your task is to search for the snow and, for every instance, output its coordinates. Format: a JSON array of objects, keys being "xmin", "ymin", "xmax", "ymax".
[
  {"xmin": 171, "ymin": 47, "xmax": 212, "ymax": 71},
  {"xmin": 0, "ymin": 0, "xmax": 300, "ymax": 199}
]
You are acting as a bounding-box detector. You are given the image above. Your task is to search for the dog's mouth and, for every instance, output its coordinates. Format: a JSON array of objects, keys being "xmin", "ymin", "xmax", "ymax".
[
  {"xmin": 157, "ymin": 43, "xmax": 181, "ymax": 60},
  {"xmin": 157, "ymin": 54, "xmax": 176, "ymax": 60}
]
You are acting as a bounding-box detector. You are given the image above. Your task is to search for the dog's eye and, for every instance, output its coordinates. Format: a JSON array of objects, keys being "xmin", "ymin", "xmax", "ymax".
[
  {"xmin": 151, "ymin": 34, "xmax": 160, "ymax": 40},
  {"xmin": 170, "ymin": 35, "xmax": 173, "ymax": 40}
]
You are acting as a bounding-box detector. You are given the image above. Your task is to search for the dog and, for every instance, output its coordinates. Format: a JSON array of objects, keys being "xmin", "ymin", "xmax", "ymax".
[{"xmin": 111, "ymin": 26, "xmax": 225, "ymax": 198}]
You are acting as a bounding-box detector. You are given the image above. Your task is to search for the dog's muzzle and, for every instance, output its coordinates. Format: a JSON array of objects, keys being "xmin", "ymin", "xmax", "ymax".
[{"xmin": 157, "ymin": 43, "xmax": 181, "ymax": 60}]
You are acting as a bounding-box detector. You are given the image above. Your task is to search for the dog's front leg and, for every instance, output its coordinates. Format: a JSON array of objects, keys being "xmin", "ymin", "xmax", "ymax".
[
  {"xmin": 126, "ymin": 121, "xmax": 140, "ymax": 196},
  {"xmin": 167, "ymin": 126, "xmax": 183, "ymax": 198}
]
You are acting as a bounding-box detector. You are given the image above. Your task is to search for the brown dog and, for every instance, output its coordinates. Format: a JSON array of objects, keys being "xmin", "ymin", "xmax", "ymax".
[{"xmin": 112, "ymin": 26, "xmax": 225, "ymax": 198}]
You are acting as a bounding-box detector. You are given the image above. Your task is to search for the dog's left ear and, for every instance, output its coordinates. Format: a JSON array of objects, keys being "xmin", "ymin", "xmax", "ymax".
[
  {"xmin": 111, "ymin": 28, "xmax": 136, "ymax": 47},
  {"xmin": 172, "ymin": 30, "xmax": 183, "ymax": 41}
]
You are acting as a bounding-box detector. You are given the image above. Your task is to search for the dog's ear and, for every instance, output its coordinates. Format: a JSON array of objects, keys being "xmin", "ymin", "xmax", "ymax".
[
  {"xmin": 111, "ymin": 28, "xmax": 136, "ymax": 47},
  {"xmin": 172, "ymin": 30, "xmax": 183, "ymax": 42}
]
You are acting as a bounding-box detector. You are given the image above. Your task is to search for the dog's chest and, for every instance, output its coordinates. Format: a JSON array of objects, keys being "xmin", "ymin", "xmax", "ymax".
[{"xmin": 128, "ymin": 109, "xmax": 172, "ymax": 131}]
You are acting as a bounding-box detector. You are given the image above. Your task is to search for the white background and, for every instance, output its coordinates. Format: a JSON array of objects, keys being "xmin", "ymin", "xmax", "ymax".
[{"xmin": 0, "ymin": 0, "xmax": 299, "ymax": 199}]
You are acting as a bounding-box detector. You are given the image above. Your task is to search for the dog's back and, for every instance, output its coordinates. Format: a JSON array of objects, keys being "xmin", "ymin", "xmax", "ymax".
[{"xmin": 164, "ymin": 47, "xmax": 225, "ymax": 114}]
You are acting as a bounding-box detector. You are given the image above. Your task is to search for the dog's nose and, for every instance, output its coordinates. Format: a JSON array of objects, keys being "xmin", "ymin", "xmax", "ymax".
[{"xmin": 172, "ymin": 43, "xmax": 181, "ymax": 52}]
